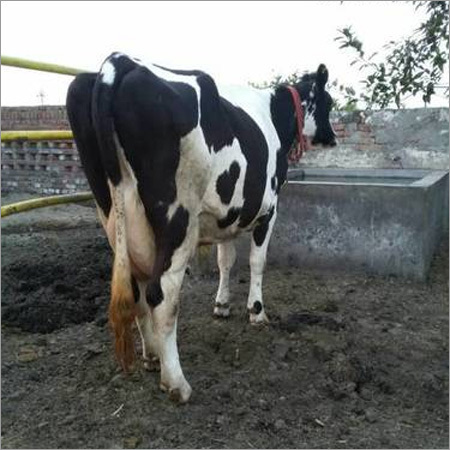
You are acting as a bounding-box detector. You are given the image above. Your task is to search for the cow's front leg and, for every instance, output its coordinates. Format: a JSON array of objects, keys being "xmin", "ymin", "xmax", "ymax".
[
  {"xmin": 213, "ymin": 241, "xmax": 236, "ymax": 318},
  {"xmin": 247, "ymin": 207, "xmax": 277, "ymax": 324},
  {"xmin": 134, "ymin": 279, "xmax": 159, "ymax": 371}
]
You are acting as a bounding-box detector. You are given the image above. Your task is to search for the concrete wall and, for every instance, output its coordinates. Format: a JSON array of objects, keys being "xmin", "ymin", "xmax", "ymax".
[{"xmin": 301, "ymin": 108, "xmax": 449, "ymax": 170}]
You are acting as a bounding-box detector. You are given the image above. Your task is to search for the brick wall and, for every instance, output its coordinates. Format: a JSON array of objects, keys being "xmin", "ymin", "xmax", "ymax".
[
  {"xmin": 329, "ymin": 111, "xmax": 381, "ymax": 152},
  {"xmin": 1, "ymin": 106, "xmax": 83, "ymax": 194},
  {"xmin": 1, "ymin": 106, "xmax": 70, "ymax": 131},
  {"xmin": 1, "ymin": 140, "xmax": 88, "ymax": 194},
  {"xmin": 1, "ymin": 105, "xmax": 448, "ymax": 194}
]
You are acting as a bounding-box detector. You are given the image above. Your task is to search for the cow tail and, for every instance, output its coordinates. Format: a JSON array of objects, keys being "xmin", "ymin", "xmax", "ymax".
[
  {"xmin": 109, "ymin": 184, "xmax": 135, "ymax": 372},
  {"xmin": 92, "ymin": 53, "xmax": 137, "ymax": 372}
]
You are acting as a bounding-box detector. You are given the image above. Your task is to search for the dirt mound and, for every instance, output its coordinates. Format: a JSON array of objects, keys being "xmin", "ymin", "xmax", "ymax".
[{"xmin": 1, "ymin": 231, "xmax": 111, "ymax": 332}]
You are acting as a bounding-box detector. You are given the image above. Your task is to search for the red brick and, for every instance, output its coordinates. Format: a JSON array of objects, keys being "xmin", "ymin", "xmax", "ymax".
[
  {"xmin": 357, "ymin": 123, "xmax": 372, "ymax": 132},
  {"xmin": 332, "ymin": 123, "xmax": 345, "ymax": 131}
]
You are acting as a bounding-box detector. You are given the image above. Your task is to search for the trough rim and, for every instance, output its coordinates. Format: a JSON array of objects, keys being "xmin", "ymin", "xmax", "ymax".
[{"xmin": 287, "ymin": 168, "xmax": 449, "ymax": 188}]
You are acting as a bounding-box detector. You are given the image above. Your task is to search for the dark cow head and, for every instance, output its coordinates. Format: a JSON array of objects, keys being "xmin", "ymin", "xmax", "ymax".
[{"xmin": 295, "ymin": 64, "xmax": 337, "ymax": 147}]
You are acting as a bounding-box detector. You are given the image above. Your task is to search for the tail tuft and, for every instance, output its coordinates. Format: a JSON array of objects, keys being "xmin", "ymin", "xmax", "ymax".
[{"xmin": 109, "ymin": 252, "xmax": 136, "ymax": 372}]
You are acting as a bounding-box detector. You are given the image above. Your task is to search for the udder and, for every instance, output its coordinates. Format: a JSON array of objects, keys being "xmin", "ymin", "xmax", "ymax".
[{"xmin": 103, "ymin": 187, "xmax": 156, "ymax": 280}]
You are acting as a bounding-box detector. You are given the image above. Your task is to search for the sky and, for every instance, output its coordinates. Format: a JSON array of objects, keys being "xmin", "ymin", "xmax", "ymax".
[{"xmin": 1, "ymin": 1, "xmax": 448, "ymax": 108}]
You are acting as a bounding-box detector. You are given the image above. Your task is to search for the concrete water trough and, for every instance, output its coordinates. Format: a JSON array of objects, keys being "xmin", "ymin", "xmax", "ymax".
[
  {"xmin": 194, "ymin": 168, "xmax": 447, "ymax": 281},
  {"xmin": 267, "ymin": 168, "xmax": 449, "ymax": 281}
]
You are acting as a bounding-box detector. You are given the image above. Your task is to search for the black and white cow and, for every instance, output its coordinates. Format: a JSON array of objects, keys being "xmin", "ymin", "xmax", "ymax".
[{"xmin": 66, "ymin": 52, "xmax": 336, "ymax": 403}]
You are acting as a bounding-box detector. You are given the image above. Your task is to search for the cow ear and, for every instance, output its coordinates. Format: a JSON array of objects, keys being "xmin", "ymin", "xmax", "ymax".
[{"xmin": 316, "ymin": 64, "xmax": 328, "ymax": 90}]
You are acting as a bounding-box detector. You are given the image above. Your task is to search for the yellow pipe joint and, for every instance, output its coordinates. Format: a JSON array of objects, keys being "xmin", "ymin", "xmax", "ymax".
[{"xmin": 1, "ymin": 192, "xmax": 94, "ymax": 218}]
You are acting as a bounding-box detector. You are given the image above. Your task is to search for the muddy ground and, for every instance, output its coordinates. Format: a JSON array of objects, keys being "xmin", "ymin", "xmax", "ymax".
[{"xmin": 1, "ymin": 194, "xmax": 448, "ymax": 449}]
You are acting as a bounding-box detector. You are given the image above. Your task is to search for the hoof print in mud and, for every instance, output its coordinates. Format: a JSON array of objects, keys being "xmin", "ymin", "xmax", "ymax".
[{"xmin": 278, "ymin": 312, "xmax": 344, "ymax": 333}]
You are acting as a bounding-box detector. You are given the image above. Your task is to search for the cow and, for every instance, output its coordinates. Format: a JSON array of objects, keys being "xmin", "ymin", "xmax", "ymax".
[{"xmin": 66, "ymin": 52, "xmax": 336, "ymax": 404}]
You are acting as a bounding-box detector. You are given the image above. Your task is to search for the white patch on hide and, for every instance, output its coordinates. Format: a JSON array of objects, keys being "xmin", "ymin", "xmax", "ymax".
[{"xmin": 101, "ymin": 60, "xmax": 116, "ymax": 86}]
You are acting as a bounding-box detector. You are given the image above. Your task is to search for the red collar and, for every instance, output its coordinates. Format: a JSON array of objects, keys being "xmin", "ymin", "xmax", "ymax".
[{"xmin": 285, "ymin": 86, "xmax": 309, "ymax": 163}]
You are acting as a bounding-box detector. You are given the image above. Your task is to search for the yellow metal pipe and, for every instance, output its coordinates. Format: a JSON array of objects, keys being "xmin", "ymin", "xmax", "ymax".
[
  {"xmin": 1, "ymin": 55, "xmax": 88, "ymax": 76},
  {"xmin": 1, "ymin": 192, "xmax": 94, "ymax": 218},
  {"xmin": 1, "ymin": 130, "xmax": 73, "ymax": 141},
  {"xmin": 0, "ymin": 57, "xmax": 95, "ymax": 218}
]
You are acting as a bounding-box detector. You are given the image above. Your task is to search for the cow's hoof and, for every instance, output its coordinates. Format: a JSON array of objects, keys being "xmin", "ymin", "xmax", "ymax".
[
  {"xmin": 143, "ymin": 355, "xmax": 160, "ymax": 372},
  {"xmin": 249, "ymin": 312, "xmax": 269, "ymax": 325},
  {"xmin": 213, "ymin": 304, "xmax": 230, "ymax": 318},
  {"xmin": 169, "ymin": 385, "xmax": 192, "ymax": 404},
  {"xmin": 160, "ymin": 381, "xmax": 192, "ymax": 404}
]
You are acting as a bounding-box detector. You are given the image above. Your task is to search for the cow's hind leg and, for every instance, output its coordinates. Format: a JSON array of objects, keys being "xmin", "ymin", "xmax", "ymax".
[
  {"xmin": 247, "ymin": 207, "xmax": 277, "ymax": 324},
  {"xmin": 149, "ymin": 222, "xmax": 198, "ymax": 404},
  {"xmin": 134, "ymin": 279, "xmax": 160, "ymax": 371},
  {"xmin": 213, "ymin": 241, "xmax": 236, "ymax": 318},
  {"xmin": 152, "ymin": 257, "xmax": 193, "ymax": 402}
]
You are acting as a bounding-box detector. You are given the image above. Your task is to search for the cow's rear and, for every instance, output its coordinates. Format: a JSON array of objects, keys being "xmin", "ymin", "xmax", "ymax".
[{"xmin": 67, "ymin": 53, "xmax": 206, "ymax": 403}]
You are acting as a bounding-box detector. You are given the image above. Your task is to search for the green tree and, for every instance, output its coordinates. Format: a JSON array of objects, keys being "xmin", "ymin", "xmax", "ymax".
[{"xmin": 335, "ymin": 1, "xmax": 449, "ymax": 108}]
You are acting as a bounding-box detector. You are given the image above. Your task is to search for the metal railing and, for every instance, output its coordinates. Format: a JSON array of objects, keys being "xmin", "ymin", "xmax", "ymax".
[{"xmin": 1, "ymin": 55, "xmax": 93, "ymax": 216}]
